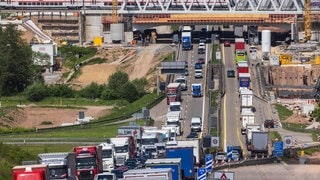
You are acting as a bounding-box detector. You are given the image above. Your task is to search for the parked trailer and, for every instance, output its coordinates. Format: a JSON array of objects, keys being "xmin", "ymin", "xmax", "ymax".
[
  {"xmin": 250, "ymin": 131, "xmax": 269, "ymax": 157},
  {"xmin": 166, "ymin": 147, "xmax": 194, "ymax": 179},
  {"xmin": 239, "ymin": 73, "xmax": 250, "ymax": 88}
]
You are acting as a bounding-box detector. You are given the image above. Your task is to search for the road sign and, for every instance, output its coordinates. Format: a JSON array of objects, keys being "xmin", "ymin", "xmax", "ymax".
[
  {"xmin": 205, "ymin": 154, "xmax": 213, "ymax": 173},
  {"xmin": 227, "ymin": 146, "xmax": 233, "ymax": 159},
  {"xmin": 214, "ymin": 171, "xmax": 234, "ymax": 180},
  {"xmin": 284, "ymin": 136, "xmax": 293, "ymax": 148},
  {"xmin": 274, "ymin": 141, "xmax": 284, "ymax": 157},
  {"xmin": 216, "ymin": 51, "xmax": 221, "ymax": 60},
  {"xmin": 211, "ymin": 137, "xmax": 219, "ymax": 147},
  {"xmin": 197, "ymin": 167, "xmax": 206, "ymax": 180}
]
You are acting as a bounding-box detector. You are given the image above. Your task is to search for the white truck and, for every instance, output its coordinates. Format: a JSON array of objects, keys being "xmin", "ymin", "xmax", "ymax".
[
  {"xmin": 162, "ymin": 124, "xmax": 182, "ymax": 137},
  {"xmin": 240, "ymin": 88, "xmax": 253, "ymax": 107},
  {"xmin": 166, "ymin": 111, "xmax": 181, "ymax": 125},
  {"xmin": 240, "ymin": 108, "xmax": 255, "ymax": 134},
  {"xmin": 38, "ymin": 152, "xmax": 76, "ymax": 179},
  {"xmin": 190, "ymin": 117, "xmax": 202, "ymax": 132},
  {"xmin": 110, "ymin": 137, "xmax": 135, "ymax": 166},
  {"xmin": 100, "ymin": 142, "xmax": 115, "ymax": 172},
  {"xmin": 175, "ymin": 76, "xmax": 187, "ymax": 91},
  {"xmin": 123, "ymin": 168, "xmax": 173, "ymax": 180},
  {"xmin": 245, "ymin": 124, "xmax": 263, "ymax": 146},
  {"xmin": 168, "ymin": 102, "xmax": 182, "ymax": 113},
  {"xmin": 141, "ymin": 131, "xmax": 163, "ymax": 157},
  {"xmin": 155, "ymin": 142, "xmax": 166, "ymax": 158}
]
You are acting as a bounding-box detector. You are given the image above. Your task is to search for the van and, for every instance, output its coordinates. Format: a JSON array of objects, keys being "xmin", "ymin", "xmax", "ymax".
[{"xmin": 190, "ymin": 117, "xmax": 202, "ymax": 132}]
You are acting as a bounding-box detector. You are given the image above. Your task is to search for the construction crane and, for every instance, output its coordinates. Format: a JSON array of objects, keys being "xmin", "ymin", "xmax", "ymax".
[
  {"xmin": 112, "ymin": 0, "xmax": 119, "ymax": 24},
  {"xmin": 304, "ymin": 0, "xmax": 312, "ymax": 42}
]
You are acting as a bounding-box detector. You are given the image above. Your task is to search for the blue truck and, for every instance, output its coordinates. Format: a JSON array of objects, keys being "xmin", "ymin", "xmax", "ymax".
[
  {"xmin": 239, "ymin": 73, "xmax": 250, "ymax": 88},
  {"xmin": 145, "ymin": 158, "xmax": 182, "ymax": 180},
  {"xmin": 182, "ymin": 32, "xmax": 192, "ymax": 50},
  {"xmin": 166, "ymin": 147, "xmax": 194, "ymax": 179},
  {"xmin": 192, "ymin": 83, "xmax": 202, "ymax": 97}
]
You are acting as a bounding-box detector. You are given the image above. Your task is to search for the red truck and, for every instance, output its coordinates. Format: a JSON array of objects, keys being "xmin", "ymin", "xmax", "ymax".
[
  {"xmin": 74, "ymin": 145, "xmax": 103, "ymax": 180},
  {"xmin": 235, "ymin": 38, "xmax": 245, "ymax": 51},
  {"xmin": 12, "ymin": 164, "xmax": 49, "ymax": 180},
  {"xmin": 166, "ymin": 83, "xmax": 181, "ymax": 105},
  {"xmin": 237, "ymin": 61, "xmax": 249, "ymax": 77}
]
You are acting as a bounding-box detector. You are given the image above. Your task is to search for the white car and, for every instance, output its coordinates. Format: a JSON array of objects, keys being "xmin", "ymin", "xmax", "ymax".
[
  {"xmin": 194, "ymin": 69, "xmax": 203, "ymax": 78},
  {"xmin": 94, "ymin": 172, "xmax": 117, "ymax": 180},
  {"xmin": 199, "ymin": 42, "xmax": 206, "ymax": 49}
]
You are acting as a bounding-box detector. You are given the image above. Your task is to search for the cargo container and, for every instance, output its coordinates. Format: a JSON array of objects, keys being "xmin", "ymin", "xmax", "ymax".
[
  {"xmin": 239, "ymin": 73, "xmax": 250, "ymax": 88},
  {"xmin": 12, "ymin": 164, "xmax": 50, "ymax": 180},
  {"xmin": 235, "ymin": 38, "xmax": 245, "ymax": 51},
  {"xmin": 235, "ymin": 50, "xmax": 247, "ymax": 63},
  {"xmin": 166, "ymin": 147, "xmax": 194, "ymax": 179},
  {"xmin": 237, "ymin": 61, "xmax": 249, "ymax": 77},
  {"xmin": 123, "ymin": 168, "xmax": 173, "ymax": 180},
  {"xmin": 250, "ymin": 131, "xmax": 269, "ymax": 157},
  {"xmin": 145, "ymin": 158, "xmax": 182, "ymax": 180}
]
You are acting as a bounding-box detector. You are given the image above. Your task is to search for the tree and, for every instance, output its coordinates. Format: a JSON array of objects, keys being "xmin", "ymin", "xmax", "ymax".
[
  {"xmin": 132, "ymin": 77, "xmax": 149, "ymax": 97},
  {"xmin": 119, "ymin": 82, "xmax": 139, "ymax": 103},
  {"xmin": 107, "ymin": 71, "xmax": 129, "ymax": 91},
  {"xmin": 79, "ymin": 82, "xmax": 104, "ymax": 99},
  {"xmin": 0, "ymin": 25, "xmax": 42, "ymax": 96},
  {"xmin": 313, "ymin": 107, "xmax": 320, "ymax": 122},
  {"xmin": 25, "ymin": 83, "xmax": 48, "ymax": 102}
]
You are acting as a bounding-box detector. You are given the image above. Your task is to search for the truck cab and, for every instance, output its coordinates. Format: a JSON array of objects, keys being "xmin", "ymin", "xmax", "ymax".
[
  {"xmin": 175, "ymin": 76, "xmax": 187, "ymax": 91},
  {"xmin": 110, "ymin": 137, "xmax": 135, "ymax": 167},
  {"xmin": 166, "ymin": 111, "xmax": 181, "ymax": 125},
  {"xmin": 168, "ymin": 102, "xmax": 182, "ymax": 113},
  {"xmin": 100, "ymin": 142, "xmax": 115, "ymax": 172},
  {"xmin": 190, "ymin": 117, "xmax": 202, "ymax": 132}
]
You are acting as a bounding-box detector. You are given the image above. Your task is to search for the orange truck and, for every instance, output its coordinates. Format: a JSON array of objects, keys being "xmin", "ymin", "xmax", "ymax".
[{"xmin": 12, "ymin": 164, "xmax": 49, "ymax": 180}]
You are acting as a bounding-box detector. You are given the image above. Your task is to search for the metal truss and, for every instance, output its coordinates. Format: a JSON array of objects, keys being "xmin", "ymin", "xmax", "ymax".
[{"xmin": 100, "ymin": 0, "xmax": 305, "ymax": 14}]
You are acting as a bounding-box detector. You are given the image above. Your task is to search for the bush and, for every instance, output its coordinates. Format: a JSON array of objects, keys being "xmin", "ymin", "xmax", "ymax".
[
  {"xmin": 25, "ymin": 83, "xmax": 48, "ymax": 101},
  {"xmin": 119, "ymin": 82, "xmax": 139, "ymax": 103},
  {"xmin": 79, "ymin": 82, "xmax": 105, "ymax": 99},
  {"xmin": 101, "ymin": 88, "xmax": 118, "ymax": 100},
  {"xmin": 48, "ymin": 84, "xmax": 75, "ymax": 98}
]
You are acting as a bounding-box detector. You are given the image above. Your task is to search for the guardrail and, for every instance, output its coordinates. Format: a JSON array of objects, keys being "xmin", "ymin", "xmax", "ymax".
[{"xmin": 213, "ymin": 156, "xmax": 277, "ymax": 170}]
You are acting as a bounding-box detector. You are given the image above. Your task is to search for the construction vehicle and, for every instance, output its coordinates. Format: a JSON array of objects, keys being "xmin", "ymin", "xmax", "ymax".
[
  {"xmin": 12, "ymin": 164, "xmax": 50, "ymax": 180},
  {"xmin": 73, "ymin": 145, "xmax": 103, "ymax": 180},
  {"xmin": 279, "ymin": 54, "xmax": 293, "ymax": 65},
  {"xmin": 38, "ymin": 152, "xmax": 76, "ymax": 179}
]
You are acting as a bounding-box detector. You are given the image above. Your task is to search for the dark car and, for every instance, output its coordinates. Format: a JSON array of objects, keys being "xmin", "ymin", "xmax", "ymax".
[
  {"xmin": 198, "ymin": 48, "xmax": 205, "ymax": 54},
  {"xmin": 224, "ymin": 41, "xmax": 231, "ymax": 47},
  {"xmin": 187, "ymin": 131, "xmax": 199, "ymax": 139},
  {"xmin": 201, "ymin": 28, "xmax": 207, "ymax": 33},
  {"xmin": 198, "ymin": 58, "xmax": 205, "ymax": 64},
  {"xmin": 124, "ymin": 158, "xmax": 140, "ymax": 169},
  {"xmin": 195, "ymin": 62, "xmax": 202, "ymax": 69},
  {"xmin": 182, "ymin": 69, "xmax": 189, "ymax": 76},
  {"xmin": 227, "ymin": 70, "xmax": 235, "ymax": 78},
  {"xmin": 264, "ymin": 119, "xmax": 275, "ymax": 128}
]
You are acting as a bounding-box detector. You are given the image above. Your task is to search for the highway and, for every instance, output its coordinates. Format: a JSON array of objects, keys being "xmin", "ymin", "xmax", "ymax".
[{"xmin": 221, "ymin": 43, "xmax": 245, "ymax": 152}]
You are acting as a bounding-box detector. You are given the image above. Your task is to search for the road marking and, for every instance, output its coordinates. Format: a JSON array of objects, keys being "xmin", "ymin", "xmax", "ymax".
[
  {"xmin": 201, "ymin": 41, "xmax": 209, "ymax": 132},
  {"xmin": 222, "ymin": 44, "xmax": 227, "ymax": 152}
]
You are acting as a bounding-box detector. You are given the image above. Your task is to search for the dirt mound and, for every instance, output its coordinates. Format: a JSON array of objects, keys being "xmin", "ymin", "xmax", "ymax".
[{"xmin": 0, "ymin": 106, "xmax": 112, "ymax": 129}]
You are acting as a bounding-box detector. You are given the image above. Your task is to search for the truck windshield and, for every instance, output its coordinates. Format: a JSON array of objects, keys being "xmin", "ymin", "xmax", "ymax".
[
  {"xmin": 97, "ymin": 174, "xmax": 115, "ymax": 180},
  {"xmin": 157, "ymin": 146, "xmax": 165, "ymax": 151},
  {"xmin": 167, "ymin": 121, "xmax": 179, "ymax": 125},
  {"xmin": 141, "ymin": 138, "xmax": 157, "ymax": 145},
  {"xmin": 145, "ymin": 148, "xmax": 157, "ymax": 154},
  {"xmin": 49, "ymin": 167, "xmax": 68, "ymax": 179},
  {"xmin": 167, "ymin": 91, "xmax": 177, "ymax": 96},
  {"xmin": 102, "ymin": 149, "xmax": 113, "ymax": 158},
  {"xmin": 169, "ymin": 105, "xmax": 181, "ymax": 112},
  {"xmin": 114, "ymin": 145, "xmax": 128, "ymax": 153},
  {"xmin": 76, "ymin": 157, "xmax": 96, "ymax": 168},
  {"xmin": 192, "ymin": 123, "xmax": 201, "ymax": 126},
  {"xmin": 176, "ymin": 79, "xmax": 186, "ymax": 84}
]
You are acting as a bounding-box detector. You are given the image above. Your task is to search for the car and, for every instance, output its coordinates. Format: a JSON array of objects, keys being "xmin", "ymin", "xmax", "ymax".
[
  {"xmin": 199, "ymin": 42, "xmax": 206, "ymax": 49},
  {"xmin": 215, "ymin": 152, "xmax": 227, "ymax": 162},
  {"xmin": 227, "ymin": 70, "xmax": 235, "ymax": 78},
  {"xmin": 94, "ymin": 172, "xmax": 117, "ymax": 180},
  {"xmin": 199, "ymin": 38, "xmax": 206, "ymax": 43},
  {"xmin": 195, "ymin": 62, "xmax": 202, "ymax": 69},
  {"xmin": 125, "ymin": 158, "xmax": 141, "ymax": 169},
  {"xmin": 224, "ymin": 41, "xmax": 231, "ymax": 47},
  {"xmin": 264, "ymin": 119, "xmax": 275, "ymax": 128},
  {"xmin": 187, "ymin": 131, "xmax": 199, "ymax": 139},
  {"xmin": 194, "ymin": 69, "xmax": 203, "ymax": 78},
  {"xmin": 201, "ymin": 28, "xmax": 207, "ymax": 33},
  {"xmin": 198, "ymin": 47, "xmax": 205, "ymax": 54},
  {"xmin": 183, "ymin": 69, "xmax": 189, "ymax": 76},
  {"xmin": 183, "ymin": 61, "xmax": 188, "ymax": 68},
  {"xmin": 198, "ymin": 58, "xmax": 205, "ymax": 64}
]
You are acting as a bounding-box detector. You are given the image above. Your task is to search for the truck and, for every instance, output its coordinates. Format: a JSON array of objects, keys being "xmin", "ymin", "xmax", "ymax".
[
  {"xmin": 123, "ymin": 168, "xmax": 173, "ymax": 180},
  {"xmin": 118, "ymin": 126, "xmax": 143, "ymax": 144},
  {"xmin": 12, "ymin": 164, "xmax": 50, "ymax": 180},
  {"xmin": 190, "ymin": 117, "xmax": 202, "ymax": 132},
  {"xmin": 38, "ymin": 152, "xmax": 76, "ymax": 179},
  {"xmin": 240, "ymin": 108, "xmax": 255, "ymax": 134},
  {"xmin": 191, "ymin": 83, "xmax": 202, "ymax": 97},
  {"xmin": 245, "ymin": 124, "xmax": 263, "ymax": 147},
  {"xmin": 182, "ymin": 25, "xmax": 193, "ymax": 32},
  {"xmin": 181, "ymin": 31, "xmax": 192, "ymax": 50},
  {"xmin": 73, "ymin": 145, "xmax": 103, "ymax": 180},
  {"xmin": 155, "ymin": 142, "xmax": 166, "ymax": 158},
  {"xmin": 110, "ymin": 136, "xmax": 136, "ymax": 167},
  {"xmin": 162, "ymin": 124, "xmax": 182, "ymax": 137},
  {"xmin": 100, "ymin": 142, "xmax": 115, "ymax": 172},
  {"xmin": 250, "ymin": 131, "xmax": 269, "ymax": 157},
  {"xmin": 141, "ymin": 131, "xmax": 163, "ymax": 157},
  {"xmin": 166, "ymin": 83, "xmax": 182, "ymax": 105},
  {"xmin": 175, "ymin": 76, "xmax": 187, "ymax": 91},
  {"xmin": 240, "ymin": 88, "xmax": 253, "ymax": 107},
  {"xmin": 176, "ymin": 139, "xmax": 204, "ymax": 166},
  {"xmin": 145, "ymin": 158, "xmax": 182, "ymax": 180},
  {"xmin": 235, "ymin": 38, "xmax": 245, "ymax": 51},
  {"xmin": 168, "ymin": 101, "xmax": 182, "ymax": 113},
  {"xmin": 166, "ymin": 147, "xmax": 194, "ymax": 179},
  {"xmin": 237, "ymin": 61, "xmax": 249, "ymax": 77},
  {"xmin": 235, "ymin": 50, "xmax": 247, "ymax": 63},
  {"xmin": 234, "ymin": 26, "xmax": 244, "ymax": 38},
  {"xmin": 239, "ymin": 73, "xmax": 250, "ymax": 88},
  {"xmin": 166, "ymin": 111, "xmax": 181, "ymax": 125}
]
